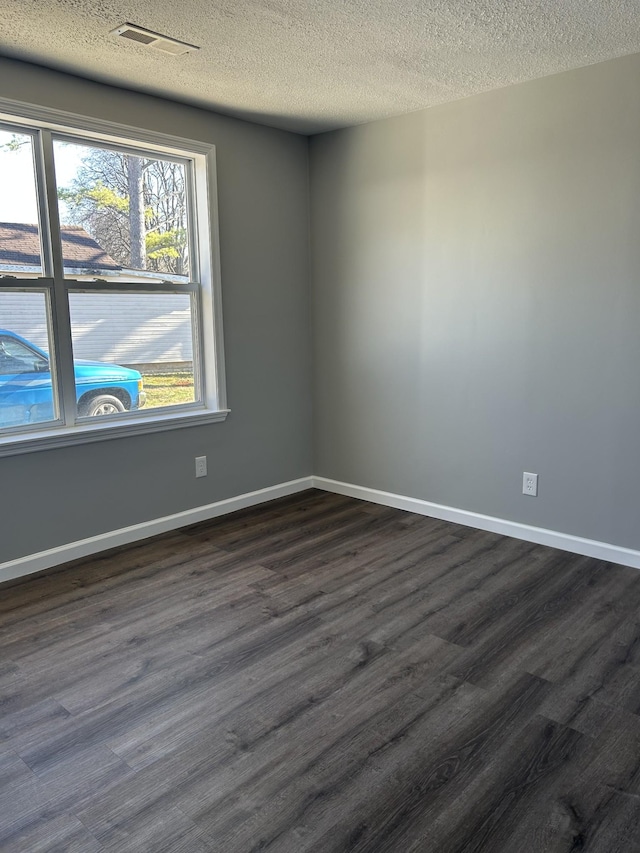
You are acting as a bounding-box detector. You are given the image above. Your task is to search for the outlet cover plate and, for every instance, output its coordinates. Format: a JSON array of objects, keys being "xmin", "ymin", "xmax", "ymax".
[{"xmin": 523, "ymin": 472, "xmax": 538, "ymax": 496}]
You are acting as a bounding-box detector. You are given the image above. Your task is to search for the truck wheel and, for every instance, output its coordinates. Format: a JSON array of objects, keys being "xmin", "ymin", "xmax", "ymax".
[{"xmin": 84, "ymin": 395, "xmax": 126, "ymax": 416}]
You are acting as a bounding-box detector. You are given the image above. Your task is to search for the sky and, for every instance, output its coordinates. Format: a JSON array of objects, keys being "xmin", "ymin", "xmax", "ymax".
[{"xmin": 0, "ymin": 129, "xmax": 85, "ymax": 225}]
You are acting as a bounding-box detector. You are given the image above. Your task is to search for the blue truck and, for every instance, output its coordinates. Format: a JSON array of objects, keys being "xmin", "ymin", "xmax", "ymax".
[{"xmin": 0, "ymin": 328, "xmax": 146, "ymax": 427}]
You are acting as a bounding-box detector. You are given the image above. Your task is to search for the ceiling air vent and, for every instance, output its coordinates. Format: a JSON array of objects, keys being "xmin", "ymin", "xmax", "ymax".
[{"xmin": 110, "ymin": 24, "xmax": 199, "ymax": 56}]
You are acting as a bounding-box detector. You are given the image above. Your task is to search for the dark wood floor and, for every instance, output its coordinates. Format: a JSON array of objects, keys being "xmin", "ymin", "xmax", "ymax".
[{"xmin": 3, "ymin": 491, "xmax": 640, "ymax": 851}]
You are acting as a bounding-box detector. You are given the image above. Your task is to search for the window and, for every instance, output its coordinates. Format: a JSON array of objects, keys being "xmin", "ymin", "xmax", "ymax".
[
  {"xmin": 0, "ymin": 100, "xmax": 227, "ymax": 455},
  {"xmin": 0, "ymin": 334, "xmax": 49, "ymax": 373}
]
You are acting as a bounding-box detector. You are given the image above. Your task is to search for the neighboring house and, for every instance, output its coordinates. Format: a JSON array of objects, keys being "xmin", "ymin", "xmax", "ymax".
[
  {"xmin": 0, "ymin": 221, "xmax": 123, "ymax": 277},
  {"xmin": 0, "ymin": 222, "xmax": 193, "ymax": 368}
]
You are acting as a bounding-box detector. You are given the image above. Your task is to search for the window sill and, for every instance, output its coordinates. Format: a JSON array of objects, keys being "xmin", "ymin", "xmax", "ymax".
[{"xmin": 0, "ymin": 407, "xmax": 230, "ymax": 457}]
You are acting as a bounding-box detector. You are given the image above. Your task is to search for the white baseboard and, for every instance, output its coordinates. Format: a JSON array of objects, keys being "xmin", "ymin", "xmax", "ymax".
[
  {"xmin": 5, "ymin": 473, "xmax": 640, "ymax": 585},
  {"xmin": 0, "ymin": 476, "xmax": 314, "ymax": 585},
  {"xmin": 312, "ymin": 476, "xmax": 640, "ymax": 570}
]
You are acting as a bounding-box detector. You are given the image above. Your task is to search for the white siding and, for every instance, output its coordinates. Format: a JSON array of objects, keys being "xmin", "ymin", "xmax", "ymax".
[
  {"xmin": 0, "ymin": 292, "xmax": 50, "ymax": 350},
  {"xmin": 0, "ymin": 292, "xmax": 193, "ymax": 365}
]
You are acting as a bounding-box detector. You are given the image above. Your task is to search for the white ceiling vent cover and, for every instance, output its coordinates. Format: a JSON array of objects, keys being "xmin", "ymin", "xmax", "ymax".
[{"xmin": 110, "ymin": 24, "xmax": 199, "ymax": 56}]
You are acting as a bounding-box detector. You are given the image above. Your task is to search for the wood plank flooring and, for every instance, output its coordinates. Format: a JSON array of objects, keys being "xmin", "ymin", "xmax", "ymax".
[{"xmin": 2, "ymin": 489, "xmax": 640, "ymax": 851}]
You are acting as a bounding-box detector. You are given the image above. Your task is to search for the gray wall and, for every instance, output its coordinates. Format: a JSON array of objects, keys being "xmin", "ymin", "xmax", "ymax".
[
  {"xmin": 310, "ymin": 52, "xmax": 640, "ymax": 551},
  {"xmin": 0, "ymin": 57, "xmax": 313, "ymax": 562},
  {"xmin": 5, "ymin": 50, "xmax": 640, "ymax": 564}
]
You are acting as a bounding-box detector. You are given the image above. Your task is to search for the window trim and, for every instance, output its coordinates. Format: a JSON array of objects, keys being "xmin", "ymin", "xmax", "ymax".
[{"xmin": 0, "ymin": 96, "xmax": 228, "ymax": 457}]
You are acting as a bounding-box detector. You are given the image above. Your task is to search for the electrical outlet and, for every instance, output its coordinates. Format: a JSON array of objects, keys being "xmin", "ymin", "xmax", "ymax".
[
  {"xmin": 522, "ymin": 472, "xmax": 538, "ymax": 497},
  {"xmin": 195, "ymin": 456, "xmax": 207, "ymax": 478}
]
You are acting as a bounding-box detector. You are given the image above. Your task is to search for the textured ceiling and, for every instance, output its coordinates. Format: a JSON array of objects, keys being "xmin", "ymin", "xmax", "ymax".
[{"xmin": 1, "ymin": 0, "xmax": 640, "ymax": 134}]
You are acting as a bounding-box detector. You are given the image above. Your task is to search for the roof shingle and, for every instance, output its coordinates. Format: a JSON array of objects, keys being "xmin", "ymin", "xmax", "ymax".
[{"xmin": 0, "ymin": 222, "xmax": 121, "ymax": 271}]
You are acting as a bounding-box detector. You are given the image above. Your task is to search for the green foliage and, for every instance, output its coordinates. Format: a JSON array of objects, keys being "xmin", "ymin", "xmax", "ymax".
[
  {"xmin": 87, "ymin": 184, "xmax": 129, "ymax": 212},
  {"xmin": 146, "ymin": 229, "xmax": 186, "ymax": 260},
  {"xmin": 58, "ymin": 183, "xmax": 129, "ymax": 213},
  {"xmin": 0, "ymin": 134, "xmax": 28, "ymax": 152}
]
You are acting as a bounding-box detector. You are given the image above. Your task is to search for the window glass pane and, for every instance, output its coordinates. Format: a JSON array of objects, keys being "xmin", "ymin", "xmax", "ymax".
[
  {"xmin": 69, "ymin": 292, "xmax": 197, "ymax": 417},
  {"xmin": 0, "ymin": 291, "xmax": 58, "ymax": 428},
  {"xmin": 0, "ymin": 130, "xmax": 43, "ymax": 275},
  {"xmin": 54, "ymin": 141, "xmax": 191, "ymax": 282}
]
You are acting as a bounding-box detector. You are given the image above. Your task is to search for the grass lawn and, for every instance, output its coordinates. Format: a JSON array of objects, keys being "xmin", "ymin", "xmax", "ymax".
[{"xmin": 142, "ymin": 372, "xmax": 195, "ymax": 409}]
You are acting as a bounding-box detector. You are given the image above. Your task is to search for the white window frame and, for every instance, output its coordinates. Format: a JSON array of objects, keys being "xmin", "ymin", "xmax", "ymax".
[{"xmin": 0, "ymin": 97, "xmax": 228, "ymax": 458}]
